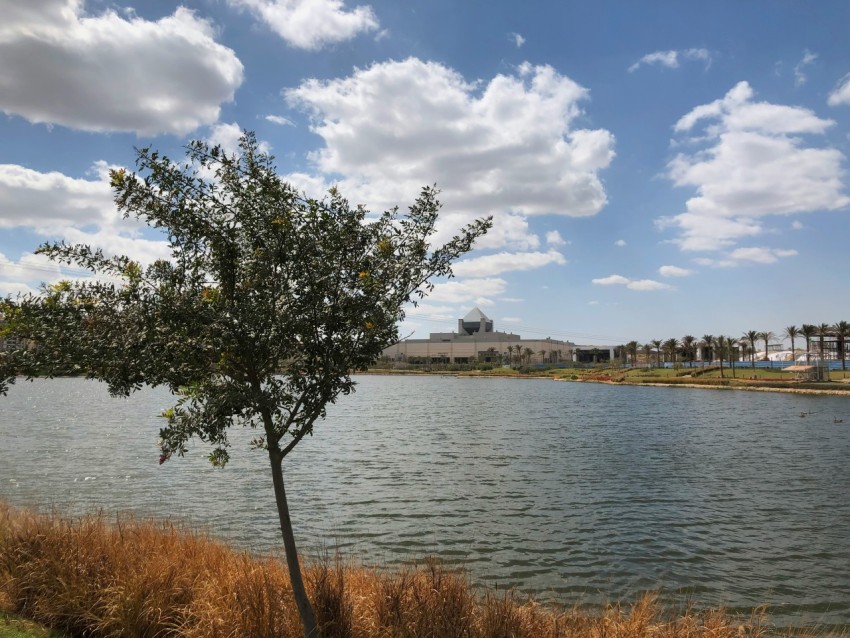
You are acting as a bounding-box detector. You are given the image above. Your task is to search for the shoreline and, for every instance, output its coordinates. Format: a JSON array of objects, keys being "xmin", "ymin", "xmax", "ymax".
[{"xmin": 360, "ymin": 369, "xmax": 850, "ymax": 396}]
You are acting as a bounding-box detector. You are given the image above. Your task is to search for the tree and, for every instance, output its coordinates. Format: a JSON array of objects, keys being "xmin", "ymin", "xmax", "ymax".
[
  {"xmin": 538, "ymin": 349, "xmax": 547, "ymax": 364},
  {"xmin": 701, "ymin": 335, "xmax": 714, "ymax": 367},
  {"xmin": 743, "ymin": 330, "xmax": 759, "ymax": 368},
  {"xmin": 650, "ymin": 339, "xmax": 662, "ymax": 367},
  {"xmin": 523, "ymin": 347, "xmax": 534, "ymax": 364},
  {"xmin": 801, "ymin": 324, "xmax": 817, "ymax": 364},
  {"xmin": 759, "ymin": 330, "xmax": 775, "ymax": 362},
  {"xmin": 0, "ymin": 133, "xmax": 490, "ymax": 638},
  {"xmin": 716, "ymin": 336, "xmax": 726, "ymax": 378},
  {"xmin": 784, "ymin": 325, "xmax": 800, "ymax": 362},
  {"xmin": 642, "ymin": 342, "xmax": 651, "ymax": 367},
  {"xmin": 663, "ymin": 338, "xmax": 679, "ymax": 365},
  {"xmin": 833, "ymin": 320, "xmax": 849, "ymax": 372},
  {"xmin": 816, "ymin": 323, "xmax": 832, "ymax": 361},
  {"xmin": 726, "ymin": 336, "xmax": 739, "ymax": 378},
  {"xmin": 625, "ymin": 340, "xmax": 639, "ymax": 366},
  {"xmin": 681, "ymin": 335, "xmax": 696, "ymax": 364}
]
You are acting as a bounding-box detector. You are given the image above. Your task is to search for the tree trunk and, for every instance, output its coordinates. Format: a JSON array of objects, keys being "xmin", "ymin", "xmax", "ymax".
[{"xmin": 268, "ymin": 447, "xmax": 318, "ymax": 638}]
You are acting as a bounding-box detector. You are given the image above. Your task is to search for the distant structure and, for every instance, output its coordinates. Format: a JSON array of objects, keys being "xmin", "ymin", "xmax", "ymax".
[{"xmin": 381, "ymin": 308, "xmax": 575, "ymax": 365}]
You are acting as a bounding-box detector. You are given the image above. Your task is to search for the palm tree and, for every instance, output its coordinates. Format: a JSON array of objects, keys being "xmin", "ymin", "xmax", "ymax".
[
  {"xmin": 833, "ymin": 321, "xmax": 849, "ymax": 372},
  {"xmin": 642, "ymin": 343, "xmax": 651, "ymax": 368},
  {"xmin": 743, "ymin": 330, "xmax": 759, "ymax": 368},
  {"xmin": 523, "ymin": 347, "xmax": 534, "ymax": 365},
  {"xmin": 650, "ymin": 339, "xmax": 662, "ymax": 368},
  {"xmin": 784, "ymin": 325, "xmax": 800, "ymax": 362},
  {"xmin": 538, "ymin": 349, "xmax": 547, "ymax": 364},
  {"xmin": 663, "ymin": 338, "xmax": 679, "ymax": 365},
  {"xmin": 801, "ymin": 324, "xmax": 816, "ymax": 364},
  {"xmin": 816, "ymin": 323, "xmax": 832, "ymax": 361},
  {"xmin": 759, "ymin": 331, "xmax": 775, "ymax": 362},
  {"xmin": 716, "ymin": 336, "xmax": 726, "ymax": 378},
  {"xmin": 626, "ymin": 340, "xmax": 639, "ymax": 366},
  {"xmin": 701, "ymin": 335, "xmax": 715, "ymax": 366},
  {"xmin": 681, "ymin": 335, "xmax": 696, "ymax": 364},
  {"xmin": 727, "ymin": 336, "xmax": 739, "ymax": 377}
]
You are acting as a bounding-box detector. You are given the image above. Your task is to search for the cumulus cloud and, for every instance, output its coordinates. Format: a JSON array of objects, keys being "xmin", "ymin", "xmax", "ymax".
[
  {"xmin": 658, "ymin": 265, "xmax": 694, "ymax": 277},
  {"xmin": 510, "ymin": 32, "xmax": 525, "ymax": 48},
  {"xmin": 659, "ymin": 81, "xmax": 849, "ymax": 253},
  {"xmin": 694, "ymin": 246, "xmax": 798, "ymax": 268},
  {"xmin": 451, "ymin": 249, "xmax": 565, "ymax": 277},
  {"xmin": 828, "ymin": 73, "xmax": 850, "ymax": 107},
  {"xmin": 0, "ymin": 162, "xmax": 170, "ymax": 270},
  {"xmin": 265, "ymin": 114, "xmax": 295, "ymax": 126},
  {"xmin": 206, "ymin": 122, "xmax": 272, "ymax": 156},
  {"xmin": 227, "ymin": 0, "xmax": 378, "ymax": 50},
  {"xmin": 285, "ymin": 58, "xmax": 615, "ymax": 250},
  {"xmin": 794, "ymin": 50, "xmax": 817, "ymax": 87},
  {"xmin": 728, "ymin": 246, "xmax": 798, "ymax": 264},
  {"xmin": 628, "ymin": 48, "xmax": 711, "ymax": 73},
  {"xmin": 0, "ymin": 1, "xmax": 243, "ymax": 135},
  {"xmin": 614, "ymin": 239, "xmax": 626, "ymax": 247},
  {"xmin": 592, "ymin": 274, "xmax": 671, "ymax": 291},
  {"xmin": 427, "ymin": 278, "xmax": 507, "ymax": 305},
  {"xmin": 545, "ymin": 230, "xmax": 567, "ymax": 246}
]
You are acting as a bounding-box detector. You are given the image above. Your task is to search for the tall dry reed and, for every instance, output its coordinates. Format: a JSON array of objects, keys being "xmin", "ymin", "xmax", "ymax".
[{"xmin": 0, "ymin": 501, "xmax": 828, "ymax": 638}]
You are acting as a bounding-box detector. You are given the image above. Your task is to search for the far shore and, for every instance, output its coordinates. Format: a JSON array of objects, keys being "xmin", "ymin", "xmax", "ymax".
[{"xmin": 360, "ymin": 367, "xmax": 850, "ymax": 396}]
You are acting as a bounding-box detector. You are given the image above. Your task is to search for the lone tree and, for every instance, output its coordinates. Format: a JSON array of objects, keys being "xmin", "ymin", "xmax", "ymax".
[{"xmin": 0, "ymin": 132, "xmax": 490, "ymax": 637}]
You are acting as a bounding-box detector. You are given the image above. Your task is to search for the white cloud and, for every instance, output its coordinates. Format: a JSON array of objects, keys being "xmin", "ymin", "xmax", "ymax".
[
  {"xmin": 0, "ymin": 1, "xmax": 243, "ymax": 135},
  {"xmin": 427, "ymin": 278, "xmax": 507, "ymax": 305},
  {"xmin": 828, "ymin": 73, "xmax": 850, "ymax": 107},
  {"xmin": 502, "ymin": 316, "xmax": 522, "ymax": 323},
  {"xmin": 545, "ymin": 230, "xmax": 567, "ymax": 246},
  {"xmin": 452, "ymin": 249, "xmax": 565, "ymax": 277},
  {"xmin": 792, "ymin": 220, "xmax": 804, "ymax": 230},
  {"xmin": 592, "ymin": 275, "xmax": 630, "ymax": 286},
  {"xmin": 628, "ymin": 48, "xmax": 712, "ymax": 73},
  {"xmin": 658, "ymin": 265, "xmax": 694, "ymax": 277},
  {"xmin": 207, "ymin": 122, "xmax": 272, "ymax": 156},
  {"xmin": 660, "ymin": 81, "xmax": 849, "ymax": 253},
  {"xmin": 0, "ymin": 162, "xmax": 171, "ymax": 268},
  {"xmin": 614, "ymin": 239, "xmax": 626, "ymax": 247},
  {"xmin": 285, "ymin": 58, "xmax": 615, "ymax": 250},
  {"xmin": 728, "ymin": 246, "xmax": 798, "ymax": 264},
  {"xmin": 592, "ymin": 274, "xmax": 671, "ymax": 291},
  {"xmin": 227, "ymin": 0, "xmax": 378, "ymax": 50},
  {"xmin": 0, "ymin": 252, "xmax": 62, "ymax": 282},
  {"xmin": 628, "ymin": 279, "xmax": 672, "ymax": 291},
  {"xmin": 266, "ymin": 114, "xmax": 295, "ymax": 126},
  {"xmin": 794, "ymin": 50, "xmax": 818, "ymax": 87},
  {"xmin": 0, "ymin": 162, "xmax": 115, "ymax": 233},
  {"xmin": 695, "ymin": 247, "xmax": 798, "ymax": 267},
  {"xmin": 510, "ymin": 32, "xmax": 525, "ymax": 48}
]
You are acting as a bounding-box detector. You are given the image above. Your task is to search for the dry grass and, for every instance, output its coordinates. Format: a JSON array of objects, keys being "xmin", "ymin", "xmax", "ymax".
[{"xmin": 0, "ymin": 501, "xmax": 832, "ymax": 638}]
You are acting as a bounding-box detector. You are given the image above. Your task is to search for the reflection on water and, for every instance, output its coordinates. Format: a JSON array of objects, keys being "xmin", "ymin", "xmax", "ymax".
[{"xmin": 1, "ymin": 375, "xmax": 849, "ymax": 629}]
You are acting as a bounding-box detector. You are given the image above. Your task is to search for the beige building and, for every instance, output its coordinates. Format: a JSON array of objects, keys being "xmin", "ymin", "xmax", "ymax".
[{"xmin": 382, "ymin": 308, "xmax": 574, "ymax": 365}]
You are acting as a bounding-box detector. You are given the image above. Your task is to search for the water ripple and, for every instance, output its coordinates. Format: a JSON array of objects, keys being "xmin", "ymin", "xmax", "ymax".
[{"xmin": 1, "ymin": 376, "xmax": 849, "ymax": 630}]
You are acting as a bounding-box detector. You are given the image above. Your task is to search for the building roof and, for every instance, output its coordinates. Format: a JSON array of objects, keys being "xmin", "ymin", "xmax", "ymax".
[{"xmin": 463, "ymin": 307, "xmax": 489, "ymax": 322}]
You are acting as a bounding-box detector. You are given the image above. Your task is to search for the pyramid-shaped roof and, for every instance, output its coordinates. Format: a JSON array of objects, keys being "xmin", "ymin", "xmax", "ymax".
[{"xmin": 463, "ymin": 307, "xmax": 489, "ymax": 322}]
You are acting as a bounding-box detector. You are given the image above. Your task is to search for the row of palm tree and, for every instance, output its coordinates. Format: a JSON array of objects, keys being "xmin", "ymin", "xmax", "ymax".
[{"xmin": 622, "ymin": 320, "xmax": 850, "ymax": 373}]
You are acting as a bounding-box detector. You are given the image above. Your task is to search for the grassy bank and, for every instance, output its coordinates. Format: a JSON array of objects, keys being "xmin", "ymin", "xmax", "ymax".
[
  {"xmin": 0, "ymin": 502, "xmax": 798, "ymax": 638},
  {"xmin": 365, "ymin": 366, "xmax": 850, "ymax": 394}
]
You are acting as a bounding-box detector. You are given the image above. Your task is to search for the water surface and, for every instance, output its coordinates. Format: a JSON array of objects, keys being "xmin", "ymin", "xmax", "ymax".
[{"xmin": 1, "ymin": 376, "xmax": 849, "ymax": 629}]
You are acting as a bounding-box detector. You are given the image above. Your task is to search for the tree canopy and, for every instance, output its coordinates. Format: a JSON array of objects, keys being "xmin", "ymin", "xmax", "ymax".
[{"xmin": 0, "ymin": 131, "xmax": 491, "ymax": 637}]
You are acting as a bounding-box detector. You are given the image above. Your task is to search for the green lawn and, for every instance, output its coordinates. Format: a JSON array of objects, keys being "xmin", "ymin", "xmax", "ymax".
[{"xmin": 0, "ymin": 613, "xmax": 64, "ymax": 638}]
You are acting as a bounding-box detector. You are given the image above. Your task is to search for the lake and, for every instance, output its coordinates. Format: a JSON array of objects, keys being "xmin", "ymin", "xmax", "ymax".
[{"xmin": 1, "ymin": 375, "xmax": 849, "ymax": 630}]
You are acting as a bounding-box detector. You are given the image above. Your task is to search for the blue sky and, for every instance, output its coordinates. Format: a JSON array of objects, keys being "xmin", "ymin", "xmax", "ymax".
[{"xmin": 2, "ymin": 0, "xmax": 849, "ymax": 346}]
